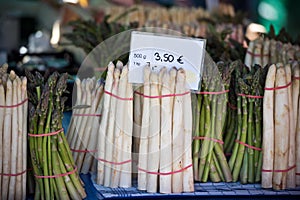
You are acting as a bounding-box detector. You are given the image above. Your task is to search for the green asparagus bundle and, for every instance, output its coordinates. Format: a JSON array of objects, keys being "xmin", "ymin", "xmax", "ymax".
[
  {"xmin": 192, "ymin": 59, "xmax": 236, "ymax": 183},
  {"xmin": 228, "ymin": 63, "xmax": 268, "ymax": 184},
  {"xmin": 0, "ymin": 65, "xmax": 27, "ymax": 200},
  {"xmin": 67, "ymin": 77, "xmax": 104, "ymax": 174},
  {"xmin": 26, "ymin": 70, "xmax": 86, "ymax": 199}
]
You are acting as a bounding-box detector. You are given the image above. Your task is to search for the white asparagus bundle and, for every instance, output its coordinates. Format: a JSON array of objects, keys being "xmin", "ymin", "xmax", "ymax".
[
  {"xmin": 97, "ymin": 62, "xmax": 115, "ymax": 185},
  {"xmin": 137, "ymin": 66, "xmax": 151, "ymax": 190},
  {"xmin": 67, "ymin": 77, "xmax": 104, "ymax": 174},
  {"xmin": 0, "ymin": 68, "xmax": 27, "ymax": 199},
  {"xmin": 147, "ymin": 71, "xmax": 161, "ymax": 193},
  {"xmin": 96, "ymin": 61, "xmax": 133, "ymax": 188},
  {"xmin": 297, "ymin": 91, "xmax": 300, "ymax": 186},
  {"xmin": 262, "ymin": 64, "xmax": 276, "ymax": 188},
  {"xmin": 273, "ymin": 64, "xmax": 289, "ymax": 190},
  {"xmin": 285, "ymin": 64, "xmax": 296, "ymax": 188}
]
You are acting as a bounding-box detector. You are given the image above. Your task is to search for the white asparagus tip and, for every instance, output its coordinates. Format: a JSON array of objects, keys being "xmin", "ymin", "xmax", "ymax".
[
  {"xmin": 116, "ymin": 60, "xmax": 124, "ymax": 70},
  {"xmin": 9, "ymin": 70, "xmax": 16, "ymax": 80},
  {"xmin": 108, "ymin": 61, "xmax": 115, "ymax": 72}
]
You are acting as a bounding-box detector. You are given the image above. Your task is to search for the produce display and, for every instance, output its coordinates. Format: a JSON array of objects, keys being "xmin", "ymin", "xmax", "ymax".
[
  {"xmin": 0, "ymin": 64, "xmax": 27, "ymax": 200},
  {"xmin": 262, "ymin": 62, "xmax": 300, "ymax": 190},
  {"xmin": 26, "ymin": 70, "xmax": 86, "ymax": 199},
  {"xmin": 67, "ymin": 77, "xmax": 104, "ymax": 174},
  {"xmin": 96, "ymin": 61, "xmax": 133, "ymax": 188},
  {"xmin": 136, "ymin": 66, "xmax": 194, "ymax": 193}
]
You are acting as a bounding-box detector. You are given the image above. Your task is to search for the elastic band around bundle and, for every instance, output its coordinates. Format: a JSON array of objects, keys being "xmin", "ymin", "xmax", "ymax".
[
  {"xmin": 227, "ymin": 102, "xmax": 237, "ymax": 110},
  {"xmin": 265, "ymin": 81, "xmax": 292, "ymax": 91},
  {"xmin": 293, "ymin": 76, "xmax": 300, "ymax": 80},
  {"xmin": 237, "ymin": 93, "xmax": 264, "ymax": 99},
  {"xmin": 73, "ymin": 113, "xmax": 101, "ymax": 117},
  {"xmin": 28, "ymin": 128, "xmax": 63, "ymax": 137},
  {"xmin": 70, "ymin": 148, "xmax": 97, "ymax": 153},
  {"xmin": 134, "ymin": 91, "xmax": 190, "ymax": 99},
  {"xmin": 296, "ymin": 173, "xmax": 300, "ymax": 175},
  {"xmin": 193, "ymin": 136, "xmax": 224, "ymax": 144},
  {"xmin": 35, "ymin": 166, "xmax": 77, "ymax": 179},
  {"xmin": 0, "ymin": 98, "xmax": 28, "ymax": 108},
  {"xmin": 196, "ymin": 90, "xmax": 229, "ymax": 95},
  {"xmin": 104, "ymin": 90, "xmax": 133, "ymax": 101},
  {"xmin": 97, "ymin": 158, "xmax": 131, "ymax": 165},
  {"xmin": 138, "ymin": 164, "xmax": 192, "ymax": 175},
  {"xmin": 0, "ymin": 169, "xmax": 27, "ymax": 177},
  {"xmin": 246, "ymin": 50, "xmax": 269, "ymax": 57},
  {"xmin": 235, "ymin": 140, "xmax": 262, "ymax": 151},
  {"xmin": 262, "ymin": 165, "xmax": 296, "ymax": 173}
]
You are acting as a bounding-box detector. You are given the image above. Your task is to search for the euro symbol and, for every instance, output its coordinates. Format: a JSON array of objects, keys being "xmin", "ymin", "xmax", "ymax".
[{"xmin": 177, "ymin": 55, "xmax": 184, "ymax": 64}]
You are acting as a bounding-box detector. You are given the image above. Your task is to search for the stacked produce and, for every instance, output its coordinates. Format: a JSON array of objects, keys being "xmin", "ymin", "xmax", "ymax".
[
  {"xmin": 26, "ymin": 70, "xmax": 86, "ymax": 199},
  {"xmin": 137, "ymin": 66, "xmax": 194, "ymax": 193},
  {"xmin": 228, "ymin": 62, "xmax": 268, "ymax": 184},
  {"xmin": 245, "ymin": 28, "xmax": 300, "ymax": 68},
  {"xmin": 0, "ymin": 64, "xmax": 27, "ymax": 200},
  {"xmin": 67, "ymin": 77, "xmax": 104, "ymax": 174},
  {"xmin": 262, "ymin": 62, "xmax": 299, "ymax": 190},
  {"xmin": 192, "ymin": 59, "xmax": 235, "ymax": 183},
  {"xmin": 97, "ymin": 61, "xmax": 133, "ymax": 188}
]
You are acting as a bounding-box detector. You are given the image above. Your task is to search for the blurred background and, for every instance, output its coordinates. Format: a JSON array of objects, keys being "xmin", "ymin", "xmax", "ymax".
[{"xmin": 0, "ymin": 0, "xmax": 299, "ymax": 72}]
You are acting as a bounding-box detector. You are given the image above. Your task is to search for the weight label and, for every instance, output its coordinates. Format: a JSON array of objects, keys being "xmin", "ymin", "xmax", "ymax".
[{"xmin": 128, "ymin": 31, "xmax": 206, "ymax": 90}]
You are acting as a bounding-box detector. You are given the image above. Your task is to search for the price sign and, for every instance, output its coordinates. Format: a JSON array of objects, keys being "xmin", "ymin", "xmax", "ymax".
[{"xmin": 128, "ymin": 31, "xmax": 206, "ymax": 90}]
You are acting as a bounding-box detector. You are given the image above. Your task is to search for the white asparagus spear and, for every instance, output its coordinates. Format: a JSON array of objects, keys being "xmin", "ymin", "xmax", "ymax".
[
  {"xmin": 120, "ymin": 65, "xmax": 133, "ymax": 187},
  {"xmin": 147, "ymin": 70, "xmax": 160, "ymax": 193},
  {"xmin": 262, "ymin": 64, "xmax": 276, "ymax": 188},
  {"xmin": 181, "ymin": 69, "xmax": 194, "ymax": 193},
  {"xmin": 172, "ymin": 68, "xmax": 184, "ymax": 193},
  {"xmin": 21, "ymin": 77, "xmax": 28, "ymax": 200},
  {"xmin": 97, "ymin": 62, "xmax": 115, "ymax": 185},
  {"xmin": 0, "ymin": 81, "xmax": 5, "ymax": 195},
  {"xmin": 262, "ymin": 38, "xmax": 270, "ymax": 67},
  {"xmin": 8, "ymin": 72, "xmax": 17, "ymax": 200},
  {"xmin": 2, "ymin": 78, "xmax": 13, "ymax": 200},
  {"xmin": 15, "ymin": 77, "xmax": 23, "ymax": 199},
  {"xmin": 111, "ymin": 65, "xmax": 127, "ymax": 188},
  {"xmin": 138, "ymin": 66, "xmax": 151, "ymax": 190},
  {"xmin": 253, "ymin": 39, "xmax": 263, "ymax": 67},
  {"xmin": 273, "ymin": 64, "xmax": 289, "ymax": 190},
  {"xmin": 244, "ymin": 40, "xmax": 254, "ymax": 69},
  {"xmin": 159, "ymin": 69, "xmax": 173, "ymax": 194},
  {"xmin": 285, "ymin": 64, "xmax": 296, "ymax": 188},
  {"xmin": 292, "ymin": 62, "xmax": 300, "ymax": 186},
  {"xmin": 270, "ymin": 39, "xmax": 277, "ymax": 64},
  {"xmin": 104, "ymin": 67, "xmax": 120, "ymax": 187}
]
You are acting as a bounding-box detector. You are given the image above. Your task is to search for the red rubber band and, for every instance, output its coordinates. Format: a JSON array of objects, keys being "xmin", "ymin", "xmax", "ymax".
[
  {"xmin": 35, "ymin": 166, "xmax": 77, "ymax": 179},
  {"xmin": 104, "ymin": 90, "xmax": 133, "ymax": 101},
  {"xmin": 227, "ymin": 102, "xmax": 237, "ymax": 110},
  {"xmin": 296, "ymin": 173, "xmax": 300, "ymax": 175},
  {"xmin": 265, "ymin": 81, "xmax": 292, "ymax": 91},
  {"xmin": 70, "ymin": 148, "xmax": 97, "ymax": 153},
  {"xmin": 196, "ymin": 90, "xmax": 229, "ymax": 95},
  {"xmin": 134, "ymin": 91, "xmax": 190, "ymax": 99},
  {"xmin": 262, "ymin": 165, "xmax": 296, "ymax": 173},
  {"xmin": 235, "ymin": 140, "xmax": 262, "ymax": 151},
  {"xmin": 237, "ymin": 93, "xmax": 264, "ymax": 99},
  {"xmin": 193, "ymin": 136, "xmax": 224, "ymax": 144},
  {"xmin": 293, "ymin": 76, "xmax": 300, "ymax": 80},
  {"xmin": 73, "ymin": 113, "xmax": 101, "ymax": 117},
  {"xmin": 138, "ymin": 164, "xmax": 192, "ymax": 175},
  {"xmin": 0, "ymin": 98, "xmax": 28, "ymax": 108},
  {"xmin": 97, "ymin": 158, "xmax": 131, "ymax": 165},
  {"xmin": 28, "ymin": 128, "xmax": 63, "ymax": 137},
  {"xmin": 0, "ymin": 169, "xmax": 27, "ymax": 177},
  {"xmin": 246, "ymin": 50, "xmax": 269, "ymax": 57}
]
